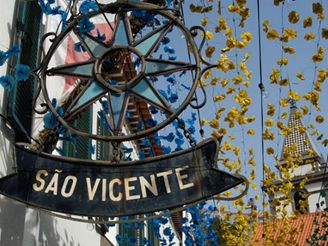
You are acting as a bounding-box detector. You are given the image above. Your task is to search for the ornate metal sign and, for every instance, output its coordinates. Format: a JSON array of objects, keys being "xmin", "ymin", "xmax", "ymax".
[
  {"xmin": 0, "ymin": 1, "xmax": 247, "ymax": 219},
  {"xmin": 0, "ymin": 138, "xmax": 243, "ymax": 217},
  {"xmin": 39, "ymin": 1, "xmax": 200, "ymax": 141}
]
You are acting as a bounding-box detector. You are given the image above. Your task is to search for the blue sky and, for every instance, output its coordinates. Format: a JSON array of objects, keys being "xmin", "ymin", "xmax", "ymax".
[{"xmin": 179, "ymin": 0, "xmax": 328, "ymax": 210}]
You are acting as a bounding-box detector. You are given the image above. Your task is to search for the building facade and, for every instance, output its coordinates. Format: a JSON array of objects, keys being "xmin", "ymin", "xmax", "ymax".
[
  {"xmin": 0, "ymin": 1, "xmax": 181, "ymax": 245},
  {"xmin": 269, "ymin": 104, "xmax": 328, "ymax": 216}
]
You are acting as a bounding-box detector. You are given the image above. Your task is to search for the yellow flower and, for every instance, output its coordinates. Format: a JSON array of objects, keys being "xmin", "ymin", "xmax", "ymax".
[
  {"xmin": 322, "ymin": 139, "xmax": 328, "ymax": 147},
  {"xmin": 313, "ymin": 53, "xmax": 324, "ymax": 63},
  {"xmin": 248, "ymin": 157, "xmax": 255, "ymax": 166},
  {"xmin": 210, "ymin": 77, "xmax": 220, "ymax": 86},
  {"xmin": 296, "ymin": 72, "xmax": 305, "ymax": 80},
  {"xmin": 266, "ymin": 147, "xmax": 275, "ymax": 155},
  {"xmin": 203, "ymin": 69, "xmax": 212, "ymax": 79},
  {"xmin": 266, "ymin": 29, "xmax": 280, "ymax": 40},
  {"xmin": 236, "ymin": 41, "xmax": 247, "ymax": 49},
  {"xmin": 317, "ymin": 68, "xmax": 328, "ymax": 83},
  {"xmin": 282, "ymin": 28, "xmax": 297, "ymax": 41},
  {"xmin": 215, "ymin": 18, "xmax": 227, "ymax": 33},
  {"xmin": 247, "ymin": 128, "xmax": 255, "ymax": 135},
  {"xmin": 226, "ymin": 37, "xmax": 236, "ymax": 48},
  {"xmin": 303, "ymin": 16, "xmax": 313, "ymax": 28},
  {"xmin": 314, "ymin": 81, "xmax": 322, "ymax": 92},
  {"xmin": 189, "ymin": 4, "xmax": 203, "ymax": 12},
  {"xmin": 263, "ymin": 19, "xmax": 270, "ymax": 32},
  {"xmin": 225, "ymin": 27, "xmax": 233, "ymax": 37},
  {"xmin": 224, "ymin": 107, "xmax": 239, "ymax": 128},
  {"xmin": 223, "ymin": 141, "xmax": 232, "ymax": 151},
  {"xmin": 277, "ymin": 58, "xmax": 289, "ymax": 66},
  {"xmin": 312, "ymin": 2, "xmax": 325, "ymax": 20},
  {"xmin": 246, "ymin": 116, "xmax": 256, "ymax": 123},
  {"xmin": 213, "ymin": 94, "xmax": 226, "ymax": 102},
  {"xmin": 222, "ymin": 191, "xmax": 231, "ymax": 197},
  {"xmin": 232, "ymin": 74, "xmax": 243, "ymax": 85},
  {"xmin": 201, "ymin": 17, "xmax": 208, "ymax": 27},
  {"xmin": 219, "ymin": 205, "xmax": 227, "ymax": 212},
  {"xmin": 267, "ymin": 104, "xmax": 275, "ymax": 116},
  {"xmin": 283, "ymin": 46, "xmax": 296, "ymax": 54},
  {"xmin": 322, "ymin": 28, "xmax": 328, "ymax": 39},
  {"xmin": 280, "ymin": 98, "xmax": 289, "ymax": 107},
  {"xmin": 233, "ymin": 147, "xmax": 240, "ymax": 156},
  {"xmin": 288, "ymin": 10, "xmax": 300, "ymax": 24},
  {"xmin": 304, "ymin": 32, "xmax": 316, "ymax": 40},
  {"xmin": 211, "ymin": 130, "xmax": 221, "ymax": 139},
  {"xmin": 205, "ymin": 46, "xmax": 215, "ymax": 58},
  {"xmin": 220, "ymin": 78, "xmax": 229, "ymax": 88},
  {"xmin": 189, "ymin": 4, "xmax": 213, "ymax": 13},
  {"xmin": 215, "ymin": 107, "xmax": 226, "ymax": 119},
  {"xmin": 240, "ymin": 63, "xmax": 252, "ymax": 79},
  {"xmin": 218, "ymin": 127, "xmax": 227, "ymax": 135},
  {"xmin": 243, "ymin": 81, "xmax": 250, "ymax": 87},
  {"xmin": 316, "ymin": 115, "xmax": 324, "ymax": 123},
  {"xmin": 234, "ymin": 90, "xmax": 251, "ymax": 108},
  {"xmin": 312, "ymin": 46, "xmax": 326, "ymax": 63},
  {"xmin": 209, "ymin": 119, "xmax": 219, "ymax": 128},
  {"xmin": 295, "ymin": 111, "xmax": 302, "ymax": 120},
  {"xmin": 205, "ymin": 30, "xmax": 214, "ymax": 40},
  {"xmin": 265, "ymin": 118, "xmax": 274, "ymax": 127},
  {"xmin": 263, "ymin": 128, "xmax": 274, "ymax": 140},
  {"xmin": 279, "ymin": 78, "xmax": 289, "ymax": 86},
  {"xmin": 241, "ymin": 32, "xmax": 252, "ymax": 42},
  {"xmin": 303, "ymin": 91, "xmax": 320, "ymax": 110},
  {"xmin": 201, "ymin": 118, "xmax": 207, "ymax": 126},
  {"xmin": 250, "ymin": 169, "xmax": 256, "ymax": 180},
  {"xmin": 228, "ymin": 4, "xmax": 239, "ymax": 12},
  {"xmin": 226, "ymin": 87, "xmax": 236, "ymax": 94},
  {"xmin": 288, "ymin": 90, "xmax": 301, "ymax": 101},
  {"xmin": 270, "ymin": 69, "xmax": 280, "ymax": 84},
  {"xmin": 251, "ymin": 183, "xmax": 257, "ymax": 190}
]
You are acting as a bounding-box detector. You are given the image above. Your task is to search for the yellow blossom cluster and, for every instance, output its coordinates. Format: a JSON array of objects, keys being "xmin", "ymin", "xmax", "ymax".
[{"xmin": 189, "ymin": 0, "xmax": 327, "ymax": 244}]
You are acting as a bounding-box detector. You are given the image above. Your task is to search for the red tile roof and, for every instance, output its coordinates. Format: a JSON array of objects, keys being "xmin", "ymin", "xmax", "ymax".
[{"xmin": 252, "ymin": 212, "xmax": 328, "ymax": 245}]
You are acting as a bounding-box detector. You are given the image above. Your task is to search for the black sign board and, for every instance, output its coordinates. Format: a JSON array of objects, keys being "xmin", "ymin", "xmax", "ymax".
[{"xmin": 0, "ymin": 138, "xmax": 243, "ymax": 217}]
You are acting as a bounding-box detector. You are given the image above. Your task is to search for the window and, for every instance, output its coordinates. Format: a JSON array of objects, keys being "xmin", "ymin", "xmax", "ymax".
[
  {"xmin": 96, "ymin": 117, "xmax": 113, "ymax": 161},
  {"xmin": 119, "ymin": 217, "xmax": 144, "ymax": 246},
  {"xmin": 294, "ymin": 190, "xmax": 309, "ymax": 214},
  {"xmin": 7, "ymin": 1, "xmax": 43, "ymax": 142},
  {"xmin": 63, "ymin": 107, "xmax": 93, "ymax": 159}
]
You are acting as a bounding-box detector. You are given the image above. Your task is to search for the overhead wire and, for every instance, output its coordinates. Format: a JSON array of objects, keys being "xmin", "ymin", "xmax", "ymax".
[
  {"xmin": 180, "ymin": 0, "xmax": 205, "ymax": 140},
  {"xmin": 255, "ymin": 0, "xmax": 266, "ymax": 241}
]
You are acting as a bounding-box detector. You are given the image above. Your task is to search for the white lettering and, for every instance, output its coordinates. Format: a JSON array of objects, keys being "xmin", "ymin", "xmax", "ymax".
[
  {"xmin": 175, "ymin": 166, "xmax": 194, "ymax": 190},
  {"xmin": 45, "ymin": 172, "xmax": 59, "ymax": 195},
  {"xmin": 86, "ymin": 178, "xmax": 100, "ymax": 200},
  {"xmin": 124, "ymin": 177, "xmax": 140, "ymax": 200},
  {"xmin": 139, "ymin": 175, "xmax": 158, "ymax": 198},
  {"xmin": 102, "ymin": 178, "xmax": 107, "ymax": 201},
  {"xmin": 157, "ymin": 170, "xmax": 173, "ymax": 193},
  {"xmin": 32, "ymin": 170, "xmax": 48, "ymax": 192},
  {"xmin": 61, "ymin": 176, "xmax": 77, "ymax": 198},
  {"xmin": 109, "ymin": 179, "xmax": 122, "ymax": 202}
]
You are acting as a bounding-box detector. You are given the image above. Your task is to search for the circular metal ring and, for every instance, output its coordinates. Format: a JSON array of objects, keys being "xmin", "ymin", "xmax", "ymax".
[
  {"xmin": 94, "ymin": 45, "xmax": 146, "ymax": 93},
  {"xmin": 40, "ymin": 1, "xmax": 201, "ymax": 142}
]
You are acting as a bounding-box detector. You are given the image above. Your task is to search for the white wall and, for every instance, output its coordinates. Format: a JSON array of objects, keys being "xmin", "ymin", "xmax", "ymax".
[
  {"xmin": 272, "ymin": 180, "xmax": 327, "ymax": 218},
  {"xmin": 0, "ymin": 1, "xmax": 102, "ymax": 245}
]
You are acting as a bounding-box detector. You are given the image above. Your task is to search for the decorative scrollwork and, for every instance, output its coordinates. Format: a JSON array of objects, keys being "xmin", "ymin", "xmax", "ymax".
[{"xmin": 38, "ymin": 1, "xmax": 201, "ymax": 142}]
